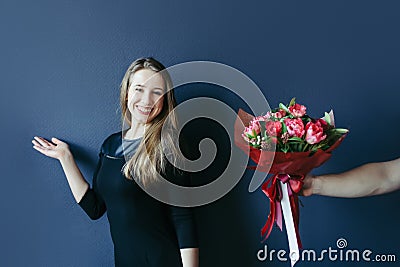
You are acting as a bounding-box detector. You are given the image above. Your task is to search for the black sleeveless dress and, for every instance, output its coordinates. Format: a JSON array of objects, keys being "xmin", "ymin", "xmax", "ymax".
[{"xmin": 78, "ymin": 132, "xmax": 198, "ymax": 267}]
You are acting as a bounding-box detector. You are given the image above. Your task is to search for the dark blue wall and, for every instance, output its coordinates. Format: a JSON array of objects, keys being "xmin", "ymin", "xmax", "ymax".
[{"xmin": 1, "ymin": 0, "xmax": 399, "ymax": 266}]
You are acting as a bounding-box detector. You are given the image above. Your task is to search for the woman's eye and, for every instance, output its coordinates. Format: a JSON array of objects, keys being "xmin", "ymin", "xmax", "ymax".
[
  {"xmin": 153, "ymin": 91, "xmax": 162, "ymax": 96},
  {"xmin": 135, "ymin": 87, "xmax": 143, "ymax": 92}
]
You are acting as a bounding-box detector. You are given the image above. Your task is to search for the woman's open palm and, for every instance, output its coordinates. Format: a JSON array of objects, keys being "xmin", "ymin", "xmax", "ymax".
[{"xmin": 32, "ymin": 136, "xmax": 70, "ymax": 160}]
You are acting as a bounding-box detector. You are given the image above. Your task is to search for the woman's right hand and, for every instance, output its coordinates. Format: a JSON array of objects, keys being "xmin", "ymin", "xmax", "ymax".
[
  {"xmin": 32, "ymin": 136, "xmax": 71, "ymax": 161},
  {"xmin": 32, "ymin": 136, "xmax": 90, "ymax": 203}
]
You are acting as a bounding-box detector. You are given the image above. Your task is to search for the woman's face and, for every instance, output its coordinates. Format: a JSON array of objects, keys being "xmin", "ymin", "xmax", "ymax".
[{"xmin": 127, "ymin": 69, "xmax": 165, "ymax": 124}]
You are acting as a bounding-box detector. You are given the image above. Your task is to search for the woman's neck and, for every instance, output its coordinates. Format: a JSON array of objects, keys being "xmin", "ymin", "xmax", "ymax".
[{"xmin": 124, "ymin": 121, "xmax": 145, "ymax": 140}]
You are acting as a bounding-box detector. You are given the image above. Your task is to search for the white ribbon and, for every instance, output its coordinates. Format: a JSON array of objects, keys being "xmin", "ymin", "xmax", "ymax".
[{"xmin": 279, "ymin": 180, "xmax": 300, "ymax": 266}]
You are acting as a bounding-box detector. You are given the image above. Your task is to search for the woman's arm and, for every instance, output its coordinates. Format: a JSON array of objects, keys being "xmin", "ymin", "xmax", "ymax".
[
  {"xmin": 180, "ymin": 248, "xmax": 199, "ymax": 267},
  {"xmin": 170, "ymin": 204, "xmax": 199, "ymax": 267},
  {"xmin": 32, "ymin": 136, "xmax": 89, "ymax": 203},
  {"xmin": 303, "ymin": 157, "xmax": 400, "ymax": 197}
]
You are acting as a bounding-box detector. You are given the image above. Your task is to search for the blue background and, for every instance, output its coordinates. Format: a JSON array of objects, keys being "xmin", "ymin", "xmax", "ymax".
[{"xmin": 1, "ymin": 0, "xmax": 399, "ymax": 266}]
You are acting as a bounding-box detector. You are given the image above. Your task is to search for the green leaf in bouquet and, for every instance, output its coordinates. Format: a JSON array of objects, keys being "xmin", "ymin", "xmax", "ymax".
[
  {"xmin": 325, "ymin": 129, "xmax": 336, "ymax": 135},
  {"xmin": 302, "ymin": 143, "xmax": 309, "ymax": 152},
  {"xmin": 288, "ymin": 137, "xmax": 303, "ymax": 142},
  {"xmin": 326, "ymin": 128, "xmax": 348, "ymax": 136},
  {"xmin": 281, "ymin": 120, "xmax": 288, "ymax": 133},
  {"xmin": 309, "ymin": 149, "xmax": 317, "ymax": 156},
  {"xmin": 309, "ymin": 145, "xmax": 319, "ymax": 155},
  {"xmin": 259, "ymin": 120, "xmax": 267, "ymax": 139},
  {"xmin": 279, "ymin": 103, "xmax": 290, "ymax": 113},
  {"xmin": 326, "ymin": 138, "xmax": 338, "ymax": 147},
  {"xmin": 289, "ymin": 97, "xmax": 296, "ymax": 107},
  {"xmin": 302, "ymin": 115, "xmax": 312, "ymax": 123},
  {"xmin": 332, "ymin": 128, "xmax": 349, "ymax": 134},
  {"xmin": 324, "ymin": 132, "xmax": 338, "ymax": 140},
  {"xmin": 324, "ymin": 112, "xmax": 331, "ymax": 125},
  {"xmin": 290, "ymin": 145, "xmax": 295, "ymax": 153},
  {"xmin": 315, "ymin": 143, "xmax": 325, "ymax": 150},
  {"xmin": 281, "ymin": 143, "xmax": 289, "ymax": 153},
  {"xmin": 295, "ymin": 143, "xmax": 302, "ymax": 152},
  {"xmin": 295, "ymin": 143, "xmax": 302, "ymax": 151},
  {"xmin": 328, "ymin": 110, "xmax": 335, "ymax": 127},
  {"xmin": 287, "ymin": 142, "xmax": 294, "ymax": 152},
  {"xmin": 321, "ymin": 144, "xmax": 330, "ymax": 150}
]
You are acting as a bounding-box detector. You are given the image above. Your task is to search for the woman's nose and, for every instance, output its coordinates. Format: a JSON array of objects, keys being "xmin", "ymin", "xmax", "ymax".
[{"xmin": 141, "ymin": 91, "xmax": 153, "ymax": 105}]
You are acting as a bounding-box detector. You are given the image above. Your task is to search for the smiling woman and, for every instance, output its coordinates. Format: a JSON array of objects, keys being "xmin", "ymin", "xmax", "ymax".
[
  {"xmin": 119, "ymin": 59, "xmax": 182, "ymax": 187},
  {"xmin": 32, "ymin": 57, "xmax": 199, "ymax": 267},
  {"xmin": 127, "ymin": 69, "xmax": 165, "ymax": 124}
]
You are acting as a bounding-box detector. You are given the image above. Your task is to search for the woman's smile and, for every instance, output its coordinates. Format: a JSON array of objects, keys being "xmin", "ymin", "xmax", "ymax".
[{"xmin": 135, "ymin": 105, "xmax": 153, "ymax": 115}]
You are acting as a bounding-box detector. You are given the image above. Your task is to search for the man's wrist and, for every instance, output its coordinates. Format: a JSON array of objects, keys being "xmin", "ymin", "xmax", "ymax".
[{"xmin": 312, "ymin": 176, "xmax": 322, "ymax": 195}]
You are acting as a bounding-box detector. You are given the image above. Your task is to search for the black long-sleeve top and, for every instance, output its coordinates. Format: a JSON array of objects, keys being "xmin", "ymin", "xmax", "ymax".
[{"xmin": 78, "ymin": 132, "xmax": 198, "ymax": 267}]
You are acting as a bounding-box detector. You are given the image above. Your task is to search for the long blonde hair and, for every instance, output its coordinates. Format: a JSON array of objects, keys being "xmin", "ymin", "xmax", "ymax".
[{"xmin": 120, "ymin": 57, "xmax": 179, "ymax": 186}]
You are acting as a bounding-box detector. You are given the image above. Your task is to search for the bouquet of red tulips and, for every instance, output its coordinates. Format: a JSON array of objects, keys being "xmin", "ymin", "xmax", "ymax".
[{"xmin": 235, "ymin": 98, "xmax": 348, "ymax": 266}]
